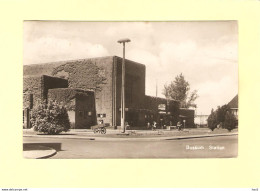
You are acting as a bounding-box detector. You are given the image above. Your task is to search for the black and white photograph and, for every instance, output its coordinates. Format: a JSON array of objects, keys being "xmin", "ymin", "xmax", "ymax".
[{"xmin": 23, "ymin": 21, "xmax": 238, "ymax": 159}]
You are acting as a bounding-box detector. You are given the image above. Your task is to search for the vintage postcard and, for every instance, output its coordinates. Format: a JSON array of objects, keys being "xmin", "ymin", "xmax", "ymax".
[{"xmin": 23, "ymin": 21, "xmax": 238, "ymax": 159}]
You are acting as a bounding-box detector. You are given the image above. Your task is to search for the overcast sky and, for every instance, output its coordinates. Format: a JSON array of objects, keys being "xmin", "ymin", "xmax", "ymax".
[{"xmin": 24, "ymin": 21, "xmax": 238, "ymax": 115}]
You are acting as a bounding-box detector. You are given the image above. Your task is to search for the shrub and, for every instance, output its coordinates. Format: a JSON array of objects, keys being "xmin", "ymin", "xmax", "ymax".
[
  {"xmin": 224, "ymin": 111, "xmax": 237, "ymax": 132},
  {"xmin": 70, "ymin": 122, "xmax": 75, "ymax": 129},
  {"xmin": 30, "ymin": 101, "xmax": 70, "ymax": 135},
  {"xmin": 216, "ymin": 104, "xmax": 230, "ymax": 124},
  {"xmin": 207, "ymin": 110, "xmax": 218, "ymax": 131}
]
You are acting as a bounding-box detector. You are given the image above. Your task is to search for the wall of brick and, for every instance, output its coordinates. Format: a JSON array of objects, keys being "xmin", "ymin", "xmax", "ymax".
[
  {"xmin": 24, "ymin": 57, "xmax": 114, "ymax": 126},
  {"xmin": 42, "ymin": 75, "xmax": 68, "ymax": 101},
  {"xmin": 33, "ymin": 57, "xmax": 113, "ymax": 126},
  {"xmin": 179, "ymin": 108, "xmax": 195, "ymax": 128},
  {"xmin": 24, "ymin": 62, "xmax": 66, "ymax": 77},
  {"xmin": 75, "ymin": 93, "xmax": 96, "ymax": 129},
  {"xmin": 144, "ymin": 96, "xmax": 180, "ymax": 126},
  {"xmin": 48, "ymin": 88, "xmax": 96, "ymax": 129},
  {"xmin": 48, "ymin": 88, "xmax": 77, "ymax": 110},
  {"xmin": 144, "ymin": 96, "xmax": 167, "ymax": 112},
  {"xmin": 24, "ymin": 56, "xmax": 180, "ymax": 128},
  {"xmin": 115, "ymin": 57, "xmax": 146, "ymax": 108},
  {"xmin": 86, "ymin": 57, "xmax": 114, "ymax": 126},
  {"xmin": 23, "ymin": 76, "xmax": 42, "ymax": 107},
  {"xmin": 23, "ymin": 93, "xmax": 33, "ymax": 109},
  {"xmin": 115, "ymin": 57, "xmax": 146, "ymax": 126},
  {"xmin": 23, "ymin": 75, "xmax": 68, "ymax": 108}
]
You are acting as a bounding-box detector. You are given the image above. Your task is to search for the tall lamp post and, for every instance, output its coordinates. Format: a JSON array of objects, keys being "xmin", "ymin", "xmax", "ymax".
[{"xmin": 117, "ymin": 38, "xmax": 131, "ymax": 133}]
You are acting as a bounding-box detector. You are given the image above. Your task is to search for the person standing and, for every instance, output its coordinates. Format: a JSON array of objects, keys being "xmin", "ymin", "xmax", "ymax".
[
  {"xmin": 152, "ymin": 121, "xmax": 157, "ymax": 131},
  {"xmin": 147, "ymin": 122, "xmax": 151, "ymax": 129},
  {"xmin": 177, "ymin": 121, "xmax": 182, "ymax": 131}
]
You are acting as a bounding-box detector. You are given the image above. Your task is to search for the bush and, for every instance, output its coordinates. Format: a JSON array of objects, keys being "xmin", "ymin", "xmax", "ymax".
[
  {"xmin": 30, "ymin": 101, "xmax": 70, "ymax": 135},
  {"xmin": 207, "ymin": 110, "xmax": 218, "ymax": 131},
  {"xmin": 216, "ymin": 104, "xmax": 230, "ymax": 124},
  {"xmin": 224, "ymin": 111, "xmax": 237, "ymax": 132}
]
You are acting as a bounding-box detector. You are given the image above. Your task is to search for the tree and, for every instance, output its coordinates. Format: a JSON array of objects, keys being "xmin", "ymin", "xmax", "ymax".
[
  {"xmin": 207, "ymin": 109, "xmax": 218, "ymax": 131},
  {"xmin": 30, "ymin": 101, "xmax": 71, "ymax": 135},
  {"xmin": 216, "ymin": 104, "xmax": 230, "ymax": 124},
  {"xmin": 162, "ymin": 73, "xmax": 198, "ymax": 108},
  {"xmin": 223, "ymin": 111, "xmax": 237, "ymax": 132}
]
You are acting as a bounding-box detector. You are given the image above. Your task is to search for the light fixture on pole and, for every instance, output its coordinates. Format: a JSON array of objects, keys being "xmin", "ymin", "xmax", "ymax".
[{"xmin": 117, "ymin": 38, "xmax": 131, "ymax": 133}]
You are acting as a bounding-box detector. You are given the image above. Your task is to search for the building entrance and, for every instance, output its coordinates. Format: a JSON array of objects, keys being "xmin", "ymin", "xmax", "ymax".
[{"xmin": 126, "ymin": 111, "xmax": 138, "ymax": 127}]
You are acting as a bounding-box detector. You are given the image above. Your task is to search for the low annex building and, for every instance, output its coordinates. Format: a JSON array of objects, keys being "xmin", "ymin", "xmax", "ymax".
[
  {"xmin": 23, "ymin": 75, "xmax": 96, "ymax": 129},
  {"xmin": 23, "ymin": 56, "xmax": 183, "ymax": 129},
  {"xmin": 48, "ymin": 88, "xmax": 96, "ymax": 129},
  {"xmin": 179, "ymin": 108, "xmax": 195, "ymax": 128}
]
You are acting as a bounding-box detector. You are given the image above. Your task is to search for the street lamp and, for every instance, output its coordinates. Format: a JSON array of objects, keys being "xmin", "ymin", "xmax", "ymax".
[{"xmin": 117, "ymin": 38, "xmax": 131, "ymax": 133}]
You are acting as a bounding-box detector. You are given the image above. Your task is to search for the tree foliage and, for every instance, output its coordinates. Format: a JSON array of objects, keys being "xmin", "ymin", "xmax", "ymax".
[
  {"xmin": 207, "ymin": 109, "xmax": 218, "ymax": 131},
  {"xmin": 208, "ymin": 105, "xmax": 237, "ymax": 131},
  {"xmin": 162, "ymin": 73, "xmax": 198, "ymax": 108},
  {"xmin": 216, "ymin": 104, "xmax": 230, "ymax": 124},
  {"xmin": 30, "ymin": 101, "xmax": 71, "ymax": 135},
  {"xmin": 224, "ymin": 111, "xmax": 237, "ymax": 132}
]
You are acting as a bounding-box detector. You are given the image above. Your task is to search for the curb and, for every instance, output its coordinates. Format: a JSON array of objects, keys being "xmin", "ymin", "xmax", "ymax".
[
  {"xmin": 37, "ymin": 149, "xmax": 57, "ymax": 159},
  {"xmin": 23, "ymin": 133, "xmax": 238, "ymax": 141},
  {"xmin": 165, "ymin": 133, "xmax": 238, "ymax": 140},
  {"xmin": 23, "ymin": 145, "xmax": 57, "ymax": 159},
  {"xmin": 23, "ymin": 134, "xmax": 96, "ymax": 140}
]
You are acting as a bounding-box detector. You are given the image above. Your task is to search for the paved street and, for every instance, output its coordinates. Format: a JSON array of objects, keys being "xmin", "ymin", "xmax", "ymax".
[{"xmin": 23, "ymin": 135, "xmax": 237, "ymax": 158}]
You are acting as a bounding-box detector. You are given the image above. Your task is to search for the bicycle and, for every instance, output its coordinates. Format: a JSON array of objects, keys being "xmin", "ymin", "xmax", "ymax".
[{"xmin": 93, "ymin": 126, "xmax": 106, "ymax": 134}]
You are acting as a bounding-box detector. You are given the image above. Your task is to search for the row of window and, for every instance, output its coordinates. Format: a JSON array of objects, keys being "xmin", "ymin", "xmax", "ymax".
[
  {"xmin": 78, "ymin": 110, "xmax": 92, "ymax": 118},
  {"xmin": 97, "ymin": 113, "xmax": 106, "ymax": 118},
  {"xmin": 78, "ymin": 112, "xmax": 106, "ymax": 118},
  {"xmin": 144, "ymin": 114, "xmax": 154, "ymax": 119}
]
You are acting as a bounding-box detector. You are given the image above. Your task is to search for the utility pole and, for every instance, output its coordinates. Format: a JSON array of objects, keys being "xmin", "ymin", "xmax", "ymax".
[
  {"xmin": 156, "ymin": 79, "xmax": 158, "ymax": 97},
  {"xmin": 117, "ymin": 38, "xmax": 131, "ymax": 133}
]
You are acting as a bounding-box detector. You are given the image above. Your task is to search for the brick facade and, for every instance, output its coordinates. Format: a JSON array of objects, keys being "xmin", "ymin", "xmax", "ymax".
[
  {"xmin": 23, "ymin": 76, "xmax": 42, "ymax": 107},
  {"xmin": 23, "ymin": 56, "xmax": 182, "ymax": 129},
  {"xmin": 41, "ymin": 75, "xmax": 68, "ymax": 101},
  {"xmin": 144, "ymin": 96, "xmax": 180, "ymax": 126},
  {"xmin": 48, "ymin": 88, "xmax": 96, "ymax": 129},
  {"xmin": 179, "ymin": 108, "xmax": 195, "ymax": 128},
  {"xmin": 23, "ymin": 75, "xmax": 68, "ymax": 107},
  {"xmin": 114, "ymin": 57, "xmax": 146, "ymax": 126}
]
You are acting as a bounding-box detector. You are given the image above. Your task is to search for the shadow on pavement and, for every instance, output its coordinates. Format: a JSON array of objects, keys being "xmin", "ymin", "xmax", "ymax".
[
  {"xmin": 23, "ymin": 142, "xmax": 62, "ymax": 151},
  {"xmin": 37, "ymin": 133, "xmax": 76, "ymax": 136}
]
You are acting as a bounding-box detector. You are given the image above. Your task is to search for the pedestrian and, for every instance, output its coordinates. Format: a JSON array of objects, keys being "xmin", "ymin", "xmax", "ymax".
[
  {"xmin": 125, "ymin": 121, "xmax": 130, "ymax": 130},
  {"xmin": 99, "ymin": 120, "xmax": 104, "ymax": 127},
  {"xmin": 152, "ymin": 121, "xmax": 157, "ymax": 131},
  {"xmin": 177, "ymin": 121, "xmax": 182, "ymax": 131},
  {"xmin": 147, "ymin": 122, "xmax": 151, "ymax": 129}
]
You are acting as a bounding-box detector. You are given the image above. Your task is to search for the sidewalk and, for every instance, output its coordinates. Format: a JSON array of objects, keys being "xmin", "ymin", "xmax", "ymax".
[
  {"xmin": 23, "ymin": 128, "xmax": 238, "ymax": 159},
  {"xmin": 23, "ymin": 144, "xmax": 57, "ymax": 159},
  {"xmin": 23, "ymin": 128, "xmax": 238, "ymax": 141}
]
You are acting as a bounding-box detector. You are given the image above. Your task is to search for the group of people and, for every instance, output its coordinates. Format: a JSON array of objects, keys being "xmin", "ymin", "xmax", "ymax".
[
  {"xmin": 147, "ymin": 120, "xmax": 183, "ymax": 131},
  {"xmin": 147, "ymin": 121, "xmax": 158, "ymax": 131}
]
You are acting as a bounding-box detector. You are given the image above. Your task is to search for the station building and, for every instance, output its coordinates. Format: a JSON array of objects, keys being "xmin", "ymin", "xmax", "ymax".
[{"xmin": 23, "ymin": 56, "xmax": 180, "ymax": 129}]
